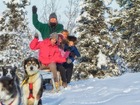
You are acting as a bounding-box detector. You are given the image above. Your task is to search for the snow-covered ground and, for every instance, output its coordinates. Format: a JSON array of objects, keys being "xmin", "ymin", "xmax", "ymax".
[{"xmin": 42, "ymin": 72, "xmax": 140, "ymax": 105}]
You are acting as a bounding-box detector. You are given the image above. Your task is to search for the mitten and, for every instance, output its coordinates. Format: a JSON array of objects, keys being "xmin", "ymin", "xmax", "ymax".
[
  {"xmin": 32, "ymin": 5, "xmax": 37, "ymax": 14},
  {"xmin": 34, "ymin": 33, "xmax": 38, "ymax": 39}
]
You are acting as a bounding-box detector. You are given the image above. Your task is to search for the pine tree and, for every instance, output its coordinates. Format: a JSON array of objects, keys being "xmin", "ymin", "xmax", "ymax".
[
  {"xmin": 108, "ymin": 0, "xmax": 140, "ymax": 72},
  {"xmin": 0, "ymin": 0, "xmax": 34, "ymax": 69},
  {"xmin": 74, "ymin": 0, "xmax": 120, "ymax": 79}
]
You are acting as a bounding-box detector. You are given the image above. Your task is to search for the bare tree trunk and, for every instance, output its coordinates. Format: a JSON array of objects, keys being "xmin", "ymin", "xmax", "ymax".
[
  {"xmin": 64, "ymin": 0, "xmax": 80, "ymax": 34},
  {"xmin": 40, "ymin": 0, "xmax": 61, "ymax": 23}
]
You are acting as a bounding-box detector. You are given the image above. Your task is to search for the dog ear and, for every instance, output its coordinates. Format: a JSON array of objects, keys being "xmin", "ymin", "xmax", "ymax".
[
  {"xmin": 2, "ymin": 66, "xmax": 6, "ymax": 70},
  {"xmin": 34, "ymin": 58, "xmax": 40, "ymax": 69},
  {"xmin": 13, "ymin": 65, "xmax": 17, "ymax": 72},
  {"xmin": 2, "ymin": 66, "xmax": 4, "ymax": 70},
  {"xmin": 22, "ymin": 61, "xmax": 25, "ymax": 69},
  {"xmin": 38, "ymin": 61, "xmax": 41, "ymax": 69},
  {"xmin": 11, "ymin": 64, "xmax": 17, "ymax": 70},
  {"xmin": 23, "ymin": 58, "xmax": 28, "ymax": 69},
  {"xmin": 14, "ymin": 65, "xmax": 17, "ymax": 70}
]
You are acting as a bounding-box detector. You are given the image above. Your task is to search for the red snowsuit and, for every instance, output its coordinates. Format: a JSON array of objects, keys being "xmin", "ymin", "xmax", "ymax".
[{"xmin": 30, "ymin": 38, "xmax": 66, "ymax": 66}]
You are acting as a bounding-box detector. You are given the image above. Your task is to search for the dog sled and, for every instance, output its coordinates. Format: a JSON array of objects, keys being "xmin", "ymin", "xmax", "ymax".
[{"xmin": 40, "ymin": 69, "xmax": 62, "ymax": 92}]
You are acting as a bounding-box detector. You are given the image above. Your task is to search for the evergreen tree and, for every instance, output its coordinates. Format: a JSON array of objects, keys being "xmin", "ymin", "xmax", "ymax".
[
  {"xmin": 74, "ymin": 0, "xmax": 120, "ymax": 79},
  {"xmin": 108, "ymin": 0, "xmax": 140, "ymax": 72},
  {"xmin": 0, "ymin": 0, "xmax": 34, "ymax": 69}
]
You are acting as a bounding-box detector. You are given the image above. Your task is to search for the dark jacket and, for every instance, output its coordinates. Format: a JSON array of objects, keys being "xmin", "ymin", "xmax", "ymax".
[
  {"xmin": 64, "ymin": 45, "xmax": 81, "ymax": 62},
  {"xmin": 32, "ymin": 13, "xmax": 64, "ymax": 39}
]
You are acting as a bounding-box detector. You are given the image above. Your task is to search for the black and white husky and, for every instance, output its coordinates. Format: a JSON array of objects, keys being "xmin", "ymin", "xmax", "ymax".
[
  {"xmin": 0, "ymin": 76, "xmax": 21, "ymax": 105},
  {"xmin": 2, "ymin": 65, "xmax": 21, "ymax": 91},
  {"xmin": 2, "ymin": 65, "xmax": 18, "ymax": 79}
]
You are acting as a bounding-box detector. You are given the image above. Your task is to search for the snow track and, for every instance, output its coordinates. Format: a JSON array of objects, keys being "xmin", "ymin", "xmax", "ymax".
[{"xmin": 42, "ymin": 73, "xmax": 140, "ymax": 105}]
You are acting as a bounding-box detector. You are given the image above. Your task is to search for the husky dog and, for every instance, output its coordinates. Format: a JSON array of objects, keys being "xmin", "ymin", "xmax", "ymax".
[
  {"xmin": 0, "ymin": 76, "xmax": 21, "ymax": 105},
  {"xmin": 2, "ymin": 66, "xmax": 21, "ymax": 92},
  {"xmin": 22, "ymin": 57, "xmax": 43, "ymax": 105},
  {"xmin": 2, "ymin": 66, "xmax": 18, "ymax": 79}
]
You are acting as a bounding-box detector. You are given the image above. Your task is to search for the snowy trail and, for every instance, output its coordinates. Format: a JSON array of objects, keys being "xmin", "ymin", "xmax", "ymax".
[{"xmin": 42, "ymin": 73, "xmax": 140, "ymax": 105}]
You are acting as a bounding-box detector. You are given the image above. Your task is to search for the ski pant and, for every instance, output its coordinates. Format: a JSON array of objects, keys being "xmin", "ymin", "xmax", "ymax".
[
  {"xmin": 63, "ymin": 62, "xmax": 74, "ymax": 83},
  {"xmin": 40, "ymin": 63, "xmax": 58, "ymax": 82},
  {"xmin": 57, "ymin": 63, "xmax": 67, "ymax": 83}
]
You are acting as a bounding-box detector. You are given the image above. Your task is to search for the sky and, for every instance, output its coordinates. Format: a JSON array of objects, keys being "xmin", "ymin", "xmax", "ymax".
[
  {"xmin": 41, "ymin": 72, "xmax": 140, "ymax": 105},
  {"xmin": 26, "ymin": 0, "xmax": 68, "ymax": 30},
  {"xmin": 0, "ymin": 0, "xmax": 120, "ymax": 32},
  {"xmin": 0, "ymin": 0, "xmax": 68, "ymax": 31}
]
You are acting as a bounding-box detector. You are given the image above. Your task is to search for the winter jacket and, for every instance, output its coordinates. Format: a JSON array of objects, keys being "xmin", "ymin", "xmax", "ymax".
[
  {"xmin": 32, "ymin": 13, "xmax": 64, "ymax": 39},
  {"xmin": 30, "ymin": 38, "xmax": 66, "ymax": 66},
  {"xmin": 59, "ymin": 49, "xmax": 70, "ymax": 58},
  {"xmin": 64, "ymin": 45, "xmax": 81, "ymax": 62}
]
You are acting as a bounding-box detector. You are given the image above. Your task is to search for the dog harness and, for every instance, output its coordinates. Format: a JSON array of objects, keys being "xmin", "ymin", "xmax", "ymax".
[
  {"xmin": 28, "ymin": 83, "xmax": 35, "ymax": 99},
  {"xmin": 21, "ymin": 71, "xmax": 39, "ymax": 87},
  {"xmin": 9, "ymin": 99, "xmax": 15, "ymax": 105},
  {"xmin": 1, "ymin": 97, "xmax": 16, "ymax": 105},
  {"xmin": 21, "ymin": 71, "xmax": 40, "ymax": 99}
]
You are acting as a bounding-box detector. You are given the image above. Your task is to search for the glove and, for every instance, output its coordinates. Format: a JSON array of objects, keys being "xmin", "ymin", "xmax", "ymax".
[
  {"xmin": 69, "ymin": 52, "xmax": 75, "ymax": 57},
  {"xmin": 34, "ymin": 33, "xmax": 38, "ymax": 39},
  {"xmin": 66, "ymin": 58, "xmax": 72, "ymax": 64},
  {"xmin": 32, "ymin": 5, "xmax": 37, "ymax": 14}
]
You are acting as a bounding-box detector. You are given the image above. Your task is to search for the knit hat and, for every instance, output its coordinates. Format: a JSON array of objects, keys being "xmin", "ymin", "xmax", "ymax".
[
  {"xmin": 49, "ymin": 12, "xmax": 57, "ymax": 20},
  {"xmin": 50, "ymin": 32, "xmax": 58, "ymax": 41},
  {"xmin": 58, "ymin": 33, "xmax": 64, "ymax": 40},
  {"xmin": 67, "ymin": 36, "xmax": 77, "ymax": 42}
]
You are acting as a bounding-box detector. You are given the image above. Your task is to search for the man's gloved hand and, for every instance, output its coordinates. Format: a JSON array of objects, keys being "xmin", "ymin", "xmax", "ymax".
[
  {"xmin": 32, "ymin": 5, "xmax": 37, "ymax": 14},
  {"xmin": 34, "ymin": 33, "xmax": 38, "ymax": 39}
]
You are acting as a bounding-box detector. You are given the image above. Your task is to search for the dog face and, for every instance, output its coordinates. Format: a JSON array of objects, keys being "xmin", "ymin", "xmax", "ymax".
[
  {"xmin": 24, "ymin": 57, "xmax": 40, "ymax": 75},
  {"xmin": 22, "ymin": 57, "xmax": 43, "ymax": 105},
  {"xmin": 0, "ymin": 77, "xmax": 17, "ymax": 102},
  {"xmin": 2, "ymin": 66, "xmax": 17, "ymax": 79}
]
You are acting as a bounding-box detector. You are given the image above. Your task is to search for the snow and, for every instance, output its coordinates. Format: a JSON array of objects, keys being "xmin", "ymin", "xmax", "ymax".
[
  {"xmin": 4, "ymin": 0, "xmax": 22, "ymax": 4},
  {"xmin": 42, "ymin": 72, "xmax": 140, "ymax": 105},
  {"xmin": 79, "ymin": 0, "xmax": 87, "ymax": 10},
  {"xmin": 0, "ymin": 54, "xmax": 3, "ymax": 61},
  {"xmin": 93, "ymin": 36, "xmax": 100, "ymax": 43},
  {"xmin": 102, "ymin": 0, "xmax": 113, "ymax": 6},
  {"xmin": 81, "ymin": 11, "xmax": 92, "ymax": 20},
  {"xmin": 97, "ymin": 50, "xmax": 108, "ymax": 69},
  {"xmin": 0, "ymin": 31, "xmax": 17, "ymax": 36},
  {"xmin": 3, "ymin": 0, "xmax": 30, "ymax": 5}
]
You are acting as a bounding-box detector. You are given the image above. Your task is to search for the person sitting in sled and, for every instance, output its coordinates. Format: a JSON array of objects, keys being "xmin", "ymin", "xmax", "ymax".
[
  {"xmin": 61, "ymin": 29, "xmax": 69, "ymax": 40},
  {"xmin": 56, "ymin": 34, "xmax": 70, "ymax": 87},
  {"xmin": 30, "ymin": 33, "xmax": 66, "ymax": 85},
  {"xmin": 32, "ymin": 5, "xmax": 64, "ymax": 40},
  {"xmin": 63, "ymin": 35, "xmax": 81, "ymax": 84}
]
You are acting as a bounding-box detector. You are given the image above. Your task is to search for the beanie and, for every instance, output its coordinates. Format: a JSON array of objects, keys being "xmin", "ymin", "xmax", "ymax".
[
  {"xmin": 67, "ymin": 36, "xmax": 77, "ymax": 42},
  {"xmin": 58, "ymin": 33, "xmax": 64, "ymax": 40},
  {"xmin": 50, "ymin": 32, "xmax": 58, "ymax": 41},
  {"xmin": 49, "ymin": 12, "xmax": 57, "ymax": 20}
]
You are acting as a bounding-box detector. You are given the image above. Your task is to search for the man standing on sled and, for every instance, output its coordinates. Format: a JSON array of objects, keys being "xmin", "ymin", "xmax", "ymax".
[{"xmin": 32, "ymin": 5, "xmax": 64, "ymax": 40}]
